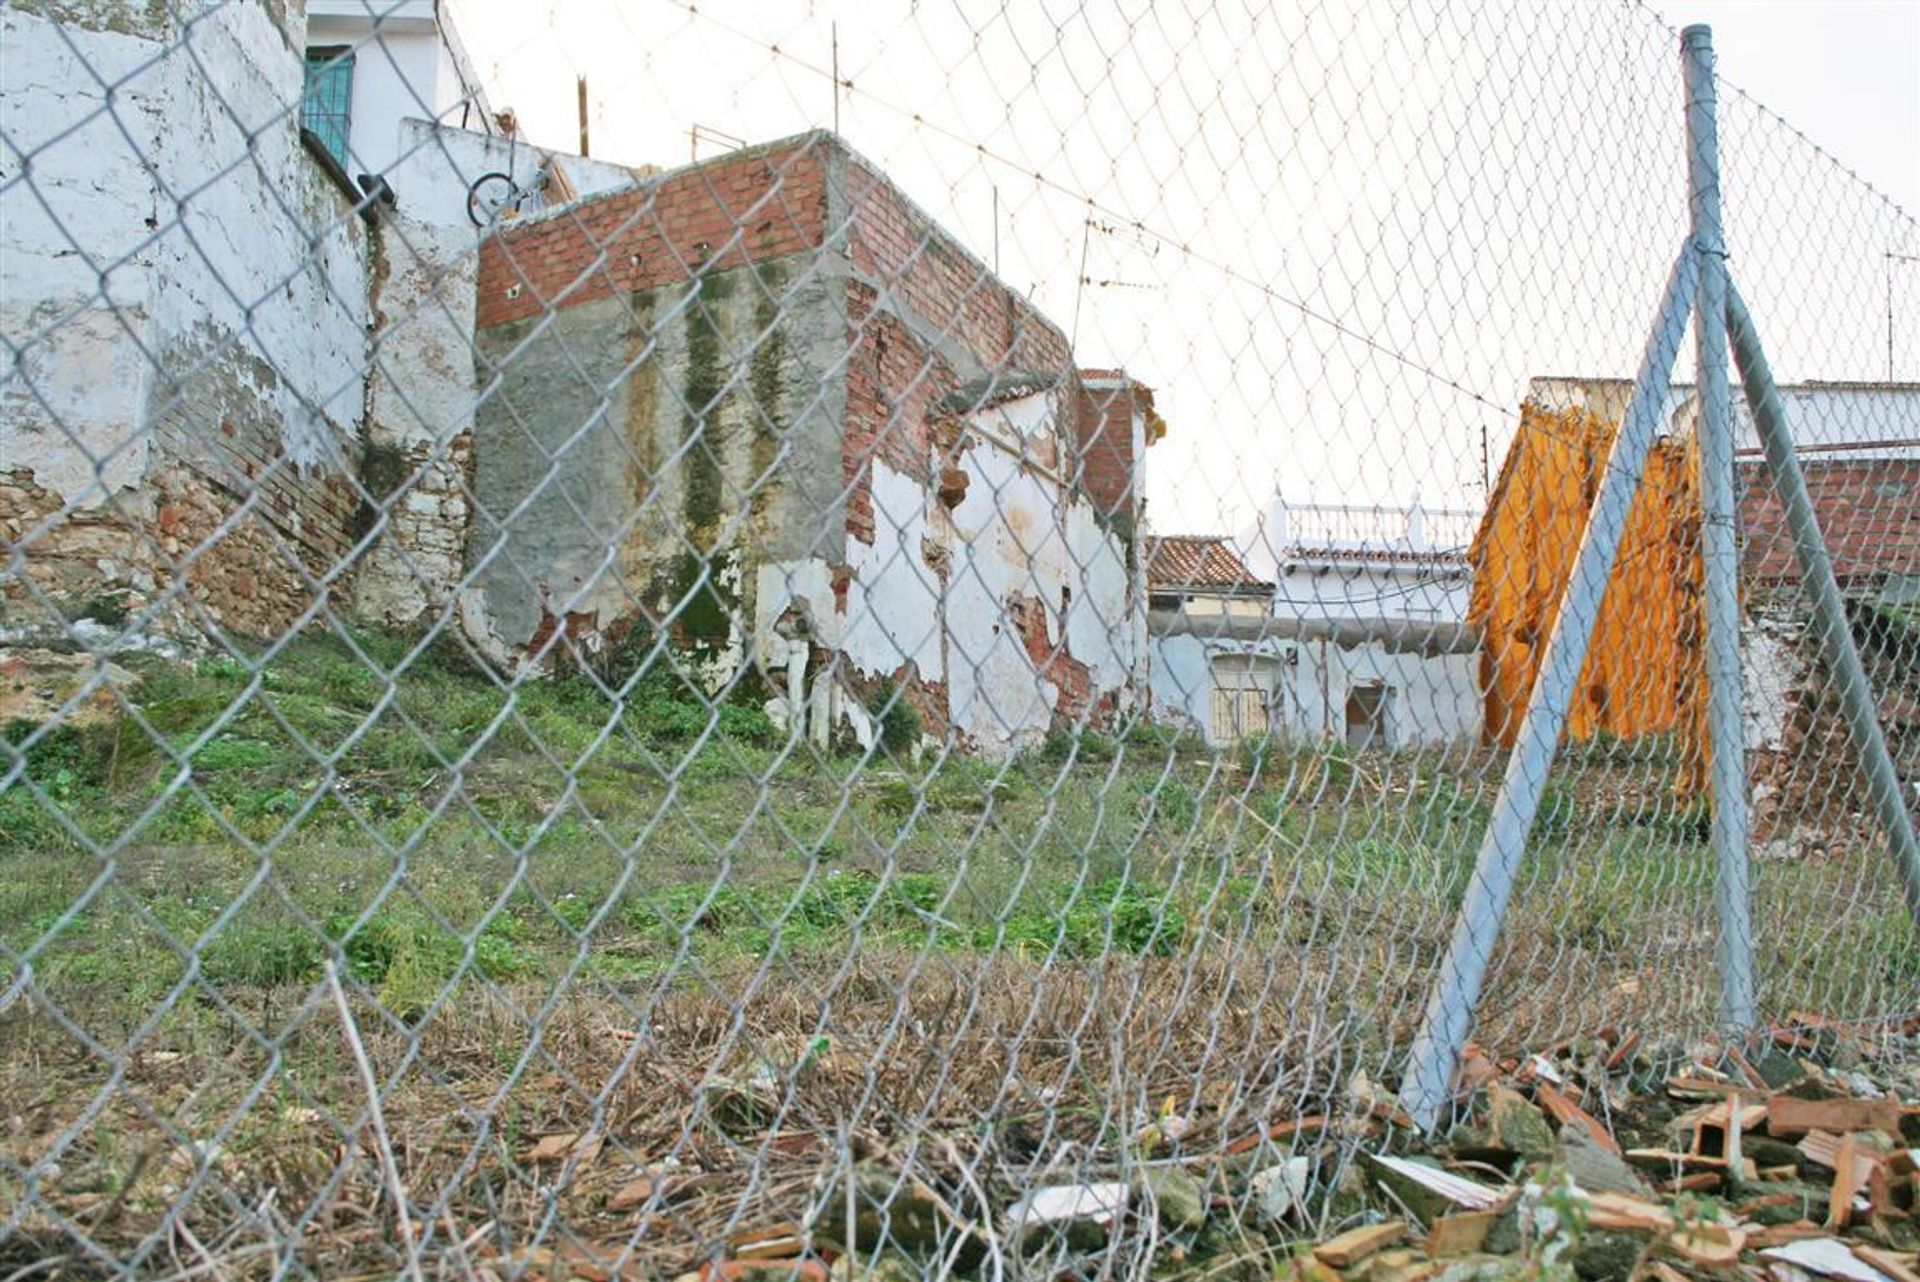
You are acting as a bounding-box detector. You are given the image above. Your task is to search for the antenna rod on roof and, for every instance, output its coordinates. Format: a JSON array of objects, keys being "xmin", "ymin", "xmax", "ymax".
[
  {"xmin": 1889, "ymin": 252, "xmax": 1920, "ymax": 381},
  {"xmin": 577, "ymin": 75, "xmax": 589, "ymax": 158}
]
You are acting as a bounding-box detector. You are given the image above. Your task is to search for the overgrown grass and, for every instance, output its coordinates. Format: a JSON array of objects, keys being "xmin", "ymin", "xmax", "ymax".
[{"xmin": 1, "ymin": 627, "xmax": 1908, "ymax": 1027}]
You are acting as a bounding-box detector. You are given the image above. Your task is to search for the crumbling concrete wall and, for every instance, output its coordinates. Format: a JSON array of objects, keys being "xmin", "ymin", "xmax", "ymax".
[
  {"xmin": 350, "ymin": 216, "xmax": 482, "ymax": 628},
  {"xmin": 1749, "ymin": 587, "xmax": 1920, "ymax": 851},
  {"xmin": 2, "ymin": 0, "xmax": 369, "ymax": 643},
  {"xmin": 931, "ymin": 387, "xmax": 1135, "ymax": 750},
  {"xmin": 466, "ymin": 254, "xmax": 846, "ymax": 676}
]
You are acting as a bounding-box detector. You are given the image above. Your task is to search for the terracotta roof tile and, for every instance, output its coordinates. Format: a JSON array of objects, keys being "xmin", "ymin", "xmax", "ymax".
[{"xmin": 1144, "ymin": 536, "xmax": 1269, "ymax": 591}]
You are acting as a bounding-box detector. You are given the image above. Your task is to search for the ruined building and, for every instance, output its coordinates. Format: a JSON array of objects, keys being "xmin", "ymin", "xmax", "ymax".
[
  {"xmin": 1, "ymin": 1, "xmax": 1158, "ymax": 756},
  {"xmin": 1, "ymin": 0, "xmax": 637, "ymax": 718},
  {"xmin": 459, "ymin": 133, "xmax": 1159, "ymax": 754},
  {"xmin": 1473, "ymin": 376, "xmax": 1920, "ymax": 808}
]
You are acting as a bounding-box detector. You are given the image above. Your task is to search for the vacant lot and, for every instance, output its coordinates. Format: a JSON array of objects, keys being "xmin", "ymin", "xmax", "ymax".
[{"xmin": 2, "ymin": 629, "xmax": 1911, "ymax": 1275}]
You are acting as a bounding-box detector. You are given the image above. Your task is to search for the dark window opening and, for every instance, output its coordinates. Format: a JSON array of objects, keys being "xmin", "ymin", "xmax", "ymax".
[{"xmin": 1345, "ymin": 681, "xmax": 1392, "ymax": 750}]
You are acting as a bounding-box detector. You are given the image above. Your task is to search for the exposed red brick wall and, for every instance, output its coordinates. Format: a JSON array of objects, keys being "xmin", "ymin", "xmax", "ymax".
[
  {"xmin": 153, "ymin": 412, "xmax": 359, "ymax": 577},
  {"xmin": 1, "ymin": 457, "xmax": 350, "ymax": 642},
  {"xmin": 843, "ymin": 279, "xmax": 956, "ymax": 543},
  {"xmin": 843, "ymin": 156, "xmax": 1070, "ymax": 376},
  {"xmin": 1738, "ymin": 457, "xmax": 1920, "ymax": 584},
  {"xmin": 1007, "ymin": 591, "xmax": 1094, "ymax": 723},
  {"xmin": 1074, "ymin": 378, "xmax": 1139, "ymax": 521},
  {"xmin": 5, "ymin": 369, "xmax": 360, "ymax": 642},
  {"xmin": 150, "ymin": 462, "xmax": 345, "ymax": 638},
  {"xmin": 839, "ymin": 153, "xmax": 1074, "ymax": 547},
  {"xmin": 475, "ymin": 140, "xmax": 829, "ymax": 330}
]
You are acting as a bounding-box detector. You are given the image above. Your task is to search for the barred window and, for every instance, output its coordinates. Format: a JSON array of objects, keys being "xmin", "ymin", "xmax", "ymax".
[{"xmin": 301, "ymin": 47, "xmax": 354, "ymax": 166}]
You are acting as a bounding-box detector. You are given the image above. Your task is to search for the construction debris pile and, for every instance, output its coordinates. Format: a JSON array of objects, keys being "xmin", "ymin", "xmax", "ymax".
[{"xmin": 506, "ymin": 1012, "xmax": 1920, "ymax": 1282}]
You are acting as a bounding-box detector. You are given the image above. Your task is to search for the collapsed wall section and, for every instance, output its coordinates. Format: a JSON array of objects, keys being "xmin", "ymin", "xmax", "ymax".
[
  {"xmin": 1738, "ymin": 456, "xmax": 1920, "ymax": 842},
  {"xmin": 772, "ymin": 145, "xmax": 1138, "ymax": 754}
]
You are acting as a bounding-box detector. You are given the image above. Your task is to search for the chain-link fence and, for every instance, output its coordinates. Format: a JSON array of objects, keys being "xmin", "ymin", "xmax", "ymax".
[{"xmin": 3, "ymin": 0, "xmax": 1917, "ymax": 1276}]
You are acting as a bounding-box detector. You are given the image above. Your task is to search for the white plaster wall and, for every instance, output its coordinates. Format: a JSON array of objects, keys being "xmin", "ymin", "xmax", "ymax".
[
  {"xmin": 1, "ymin": 4, "xmax": 370, "ymax": 505},
  {"xmin": 755, "ymin": 558, "xmax": 840, "ymax": 653},
  {"xmin": 1148, "ymin": 633, "xmax": 1300, "ymax": 745},
  {"xmin": 754, "ymin": 446, "xmax": 1138, "ymax": 755},
  {"xmin": 1273, "ymin": 561, "xmax": 1473, "ymax": 629},
  {"xmin": 1064, "ymin": 498, "xmax": 1138, "ymax": 698},
  {"xmin": 352, "ymin": 214, "xmax": 480, "ymax": 625},
  {"xmin": 0, "ymin": 12, "xmax": 163, "ymax": 499},
  {"xmin": 149, "ymin": 6, "xmax": 369, "ymax": 465},
  {"xmin": 304, "ymin": 20, "xmax": 441, "ymax": 178},
  {"xmin": 1529, "ymin": 376, "xmax": 1920, "ymax": 461},
  {"xmin": 935, "ymin": 392, "xmax": 1138, "ymax": 752},
  {"xmin": 1147, "ymin": 632, "xmax": 1213, "ymax": 738},
  {"xmin": 841, "ymin": 459, "xmax": 945, "ymax": 683},
  {"xmin": 1322, "ymin": 643, "xmax": 1481, "ymax": 747},
  {"xmin": 1149, "ymin": 628, "xmax": 1479, "ymax": 749},
  {"xmin": 363, "ymin": 216, "xmax": 478, "ymax": 452},
  {"xmin": 752, "ymin": 464, "xmax": 945, "ymax": 681},
  {"xmin": 305, "ymin": 0, "xmax": 498, "ymax": 179},
  {"xmin": 944, "ymin": 436, "xmax": 1063, "ymax": 752},
  {"xmin": 385, "ymin": 119, "xmax": 641, "ymax": 229}
]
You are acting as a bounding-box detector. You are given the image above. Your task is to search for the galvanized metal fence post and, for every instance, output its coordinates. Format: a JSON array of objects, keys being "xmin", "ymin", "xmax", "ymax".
[
  {"xmin": 1726, "ymin": 284, "xmax": 1920, "ymax": 923},
  {"xmin": 1399, "ymin": 244, "xmax": 1702, "ymax": 1132},
  {"xmin": 1684, "ymin": 25, "xmax": 1756, "ymax": 1032}
]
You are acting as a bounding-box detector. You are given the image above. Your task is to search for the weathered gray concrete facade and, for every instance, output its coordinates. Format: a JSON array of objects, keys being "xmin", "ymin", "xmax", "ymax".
[{"xmin": 465, "ymin": 251, "xmax": 849, "ymax": 675}]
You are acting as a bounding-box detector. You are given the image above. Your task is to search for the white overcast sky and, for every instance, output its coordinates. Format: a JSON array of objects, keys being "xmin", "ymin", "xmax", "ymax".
[{"xmin": 449, "ymin": 1, "xmax": 1920, "ymax": 536}]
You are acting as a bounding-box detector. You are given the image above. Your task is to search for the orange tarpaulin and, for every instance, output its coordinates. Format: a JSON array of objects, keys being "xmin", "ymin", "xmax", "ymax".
[{"xmin": 1470, "ymin": 401, "xmax": 1707, "ymax": 791}]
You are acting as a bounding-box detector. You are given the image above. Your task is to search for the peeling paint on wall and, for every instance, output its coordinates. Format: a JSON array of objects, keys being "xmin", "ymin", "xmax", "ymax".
[
  {"xmin": 1470, "ymin": 399, "xmax": 1704, "ymax": 767},
  {"xmin": 1, "ymin": 2, "xmax": 371, "ymax": 642},
  {"xmin": 351, "ymin": 216, "xmax": 481, "ymax": 628}
]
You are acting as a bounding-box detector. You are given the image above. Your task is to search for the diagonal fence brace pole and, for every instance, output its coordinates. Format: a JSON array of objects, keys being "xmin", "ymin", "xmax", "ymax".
[
  {"xmin": 1684, "ymin": 24, "xmax": 1755, "ymax": 1032},
  {"xmin": 1399, "ymin": 243, "xmax": 1702, "ymax": 1132},
  {"xmin": 1726, "ymin": 283, "xmax": 1920, "ymax": 923}
]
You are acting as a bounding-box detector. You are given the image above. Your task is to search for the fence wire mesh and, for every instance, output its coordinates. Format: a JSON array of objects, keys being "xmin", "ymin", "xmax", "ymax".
[{"xmin": 2, "ymin": 0, "xmax": 1917, "ymax": 1277}]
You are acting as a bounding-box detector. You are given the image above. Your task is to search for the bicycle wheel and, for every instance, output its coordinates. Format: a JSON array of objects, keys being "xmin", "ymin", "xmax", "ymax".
[{"xmin": 466, "ymin": 171, "xmax": 518, "ymax": 228}]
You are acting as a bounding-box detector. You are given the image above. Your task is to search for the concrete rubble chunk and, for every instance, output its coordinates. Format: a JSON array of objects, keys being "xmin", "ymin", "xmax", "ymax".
[
  {"xmin": 1251, "ymin": 1156, "xmax": 1313, "ymax": 1223},
  {"xmin": 1424, "ymin": 1210, "xmax": 1497, "ymax": 1259},
  {"xmin": 1310, "ymin": 1221, "xmax": 1406, "ymax": 1269},
  {"xmin": 1366, "ymin": 1153, "xmax": 1507, "ymax": 1221},
  {"xmin": 1568, "ymin": 1229, "xmax": 1644, "ymax": 1280},
  {"xmin": 1488, "ymin": 1085, "xmax": 1556, "ymax": 1162},
  {"xmin": 1003, "ymin": 1181, "xmax": 1129, "ymax": 1240},
  {"xmin": 1137, "ymin": 1167, "xmax": 1208, "ymax": 1230},
  {"xmin": 1558, "ymin": 1123, "xmax": 1647, "ymax": 1195},
  {"xmin": 810, "ymin": 1164, "xmax": 949, "ymax": 1254}
]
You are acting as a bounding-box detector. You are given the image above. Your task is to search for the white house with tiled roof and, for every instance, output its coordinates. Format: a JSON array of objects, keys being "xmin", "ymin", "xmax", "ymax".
[
  {"xmin": 1146, "ymin": 495, "xmax": 1485, "ymax": 749},
  {"xmin": 1144, "ymin": 534, "xmax": 1285, "ymax": 745}
]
